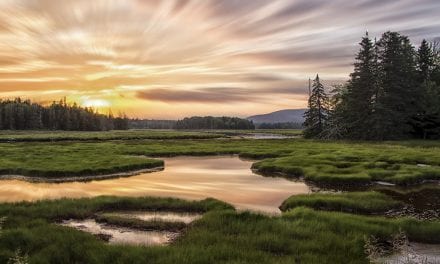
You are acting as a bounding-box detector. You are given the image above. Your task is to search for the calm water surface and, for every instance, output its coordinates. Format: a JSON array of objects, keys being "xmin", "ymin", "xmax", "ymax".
[
  {"xmin": 380, "ymin": 243, "xmax": 440, "ymax": 264},
  {"xmin": 0, "ymin": 156, "xmax": 311, "ymax": 214},
  {"xmin": 61, "ymin": 219, "xmax": 177, "ymax": 246},
  {"xmin": 106, "ymin": 211, "xmax": 202, "ymax": 224}
]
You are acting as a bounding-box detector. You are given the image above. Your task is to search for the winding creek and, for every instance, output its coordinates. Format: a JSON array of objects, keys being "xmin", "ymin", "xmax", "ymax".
[
  {"xmin": 0, "ymin": 155, "xmax": 311, "ymax": 214},
  {"xmin": 2, "ymin": 154, "xmax": 440, "ymax": 256}
]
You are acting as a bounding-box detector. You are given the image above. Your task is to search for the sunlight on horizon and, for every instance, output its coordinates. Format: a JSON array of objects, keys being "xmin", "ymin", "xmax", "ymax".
[
  {"xmin": 0, "ymin": 0, "xmax": 439, "ymax": 118},
  {"xmin": 82, "ymin": 99, "xmax": 111, "ymax": 109}
]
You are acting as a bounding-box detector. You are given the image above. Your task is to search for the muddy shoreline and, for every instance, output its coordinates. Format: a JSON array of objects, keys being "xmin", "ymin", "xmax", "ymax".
[{"xmin": 0, "ymin": 166, "xmax": 164, "ymax": 183}]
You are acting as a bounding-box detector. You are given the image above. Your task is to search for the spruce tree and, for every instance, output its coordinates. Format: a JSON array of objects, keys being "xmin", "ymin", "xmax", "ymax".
[
  {"xmin": 339, "ymin": 32, "xmax": 377, "ymax": 139},
  {"xmin": 431, "ymin": 41, "xmax": 440, "ymax": 85},
  {"xmin": 303, "ymin": 74, "xmax": 330, "ymax": 138},
  {"xmin": 413, "ymin": 40, "xmax": 440, "ymax": 138},
  {"xmin": 374, "ymin": 31, "xmax": 418, "ymax": 140},
  {"xmin": 321, "ymin": 32, "xmax": 440, "ymax": 140},
  {"xmin": 418, "ymin": 39, "xmax": 434, "ymax": 81}
]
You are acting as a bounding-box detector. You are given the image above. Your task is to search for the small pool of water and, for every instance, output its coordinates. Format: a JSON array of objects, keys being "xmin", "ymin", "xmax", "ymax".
[
  {"xmin": 0, "ymin": 156, "xmax": 311, "ymax": 214},
  {"xmin": 61, "ymin": 219, "xmax": 177, "ymax": 246},
  {"xmin": 105, "ymin": 211, "xmax": 202, "ymax": 224},
  {"xmin": 234, "ymin": 133, "xmax": 296, "ymax": 139},
  {"xmin": 379, "ymin": 243, "xmax": 440, "ymax": 264}
]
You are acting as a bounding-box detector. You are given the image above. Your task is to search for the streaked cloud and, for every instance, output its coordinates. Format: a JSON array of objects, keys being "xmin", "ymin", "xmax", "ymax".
[
  {"xmin": 0, "ymin": 0, "xmax": 439, "ymax": 118},
  {"xmin": 136, "ymin": 85, "xmax": 307, "ymax": 104}
]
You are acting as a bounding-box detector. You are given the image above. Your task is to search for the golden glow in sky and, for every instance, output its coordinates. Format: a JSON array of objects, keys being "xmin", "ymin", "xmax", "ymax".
[{"xmin": 0, "ymin": 0, "xmax": 439, "ymax": 118}]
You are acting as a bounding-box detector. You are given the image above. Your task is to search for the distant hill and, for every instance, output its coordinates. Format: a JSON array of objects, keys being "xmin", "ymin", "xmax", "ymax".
[{"xmin": 247, "ymin": 109, "xmax": 306, "ymax": 124}]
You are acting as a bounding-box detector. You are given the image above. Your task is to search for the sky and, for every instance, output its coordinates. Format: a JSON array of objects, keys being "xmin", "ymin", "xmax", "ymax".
[{"xmin": 0, "ymin": 0, "xmax": 439, "ymax": 119}]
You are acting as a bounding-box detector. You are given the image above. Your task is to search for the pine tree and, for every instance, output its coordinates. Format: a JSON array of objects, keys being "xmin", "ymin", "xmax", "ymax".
[
  {"xmin": 318, "ymin": 32, "xmax": 440, "ymax": 140},
  {"xmin": 303, "ymin": 74, "xmax": 330, "ymax": 138},
  {"xmin": 373, "ymin": 31, "xmax": 418, "ymax": 140},
  {"xmin": 413, "ymin": 40, "xmax": 440, "ymax": 138},
  {"xmin": 418, "ymin": 39, "xmax": 434, "ymax": 81},
  {"xmin": 431, "ymin": 41, "xmax": 440, "ymax": 85},
  {"xmin": 338, "ymin": 32, "xmax": 377, "ymax": 139}
]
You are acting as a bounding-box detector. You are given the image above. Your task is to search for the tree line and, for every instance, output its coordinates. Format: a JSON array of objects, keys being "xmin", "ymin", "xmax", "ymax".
[
  {"xmin": 0, "ymin": 98, "xmax": 254, "ymax": 131},
  {"xmin": 129, "ymin": 119, "xmax": 176, "ymax": 129},
  {"xmin": 174, "ymin": 116, "xmax": 255, "ymax": 130},
  {"xmin": 304, "ymin": 31, "xmax": 440, "ymax": 140},
  {"xmin": 129, "ymin": 118, "xmax": 303, "ymax": 130},
  {"xmin": 0, "ymin": 98, "xmax": 129, "ymax": 131}
]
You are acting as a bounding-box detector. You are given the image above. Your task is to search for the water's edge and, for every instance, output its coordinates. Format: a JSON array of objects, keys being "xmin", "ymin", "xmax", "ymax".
[{"xmin": 0, "ymin": 167, "xmax": 164, "ymax": 183}]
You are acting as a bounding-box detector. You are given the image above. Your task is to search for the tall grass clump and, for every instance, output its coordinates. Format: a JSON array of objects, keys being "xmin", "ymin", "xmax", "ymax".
[{"xmin": 280, "ymin": 192, "xmax": 402, "ymax": 214}]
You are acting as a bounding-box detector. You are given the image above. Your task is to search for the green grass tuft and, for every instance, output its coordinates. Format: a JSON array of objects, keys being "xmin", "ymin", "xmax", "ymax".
[{"xmin": 280, "ymin": 192, "xmax": 402, "ymax": 214}]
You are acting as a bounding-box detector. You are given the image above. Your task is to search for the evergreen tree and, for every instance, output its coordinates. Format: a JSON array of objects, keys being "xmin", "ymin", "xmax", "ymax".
[
  {"xmin": 373, "ymin": 31, "xmax": 418, "ymax": 140},
  {"xmin": 338, "ymin": 32, "xmax": 377, "ymax": 139},
  {"xmin": 303, "ymin": 75, "xmax": 330, "ymax": 138},
  {"xmin": 413, "ymin": 81, "xmax": 440, "ymax": 139},
  {"xmin": 431, "ymin": 41, "xmax": 440, "ymax": 85},
  {"xmin": 412, "ymin": 40, "xmax": 440, "ymax": 138},
  {"xmin": 418, "ymin": 39, "xmax": 434, "ymax": 81},
  {"xmin": 312, "ymin": 32, "xmax": 440, "ymax": 140}
]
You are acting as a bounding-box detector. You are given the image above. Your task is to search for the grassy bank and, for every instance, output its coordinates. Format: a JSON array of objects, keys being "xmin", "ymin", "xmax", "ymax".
[
  {"xmin": 0, "ymin": 196, "xmax": 439, "ymax": 263},
  {"xmin": 0, "ymin": 131, "xmax": 439, "ymax": 185},
  {"xmin": 280, "ymin": 192, "xmax": 402, "ymax": 214},
  {"xmin": 0, "ymin": 143, "xmax": 164, "ymax": 178},
  {"xmin": 0, "ymin": 129, "xmax": 303, "ymax": 142},
  {"xmin": 249, "ymin": 140, "xmax": 440, "ymax": 186},
  {"xmin": 0, "ymin": 130, "xmax": 224, "ymax": 142}
]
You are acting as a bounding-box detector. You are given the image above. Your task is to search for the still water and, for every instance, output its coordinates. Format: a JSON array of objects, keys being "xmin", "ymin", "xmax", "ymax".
[
  {"xmin": 0, "ymin": 156, "xmax": 311, "ymax": 214},
  {"xmin": 61, "ymin": 219, "xmax": 178, "ymax": 246},
  {"xmin": 105, "ymin": 211, "xmax": 202, "ymax": 224}
]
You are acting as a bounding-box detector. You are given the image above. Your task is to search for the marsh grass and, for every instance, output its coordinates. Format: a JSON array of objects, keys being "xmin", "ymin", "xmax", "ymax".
[
  {"xmin": 1, "ymin": 132, "xmax": 440, "ymax": 184},
  {"xmin": 249, "ymin": 140, "xmax": 440, "ymax": 186},
  {"xmin": 0, "ymin": 143, "xmax": 164, "ymax": 178},
  {"xmin": 0, "ymin": 197, "xmax": 439, "ymax": 263},
  {"xmin": 280, "ymin": 192, "xmax": 402, "ymax": 214},
  {"xmin": 0, "ymin": 130, "xmax": 224, "ymax": 142},
  {"xmin": 1, "ymin": 131, "xmax": 439, "ymax": 262}
]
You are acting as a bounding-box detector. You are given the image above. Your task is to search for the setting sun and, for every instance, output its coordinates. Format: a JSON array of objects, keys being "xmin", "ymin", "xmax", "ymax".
[{"xmin": 82, "ymin": 99, "xmax": 111, "ymax": 109}]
